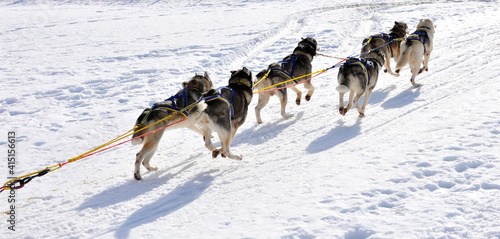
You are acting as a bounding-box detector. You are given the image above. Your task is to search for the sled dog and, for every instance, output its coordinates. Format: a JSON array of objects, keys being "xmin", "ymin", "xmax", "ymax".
[
  {"xmin": 336, "ymin": 50, "xmax": 385, "ymax": 117},
  {"xmin": 198, "ymin": 67, "xmax": 253, "ymax": 160},
  {"xmin": 131, "ymin": 73, "xmax": 213, "ymax": 180},
  {"xmin": 395, "ymin": 18, "xmax": 435, "ymax": 87},
  {"xmin": 254, "ymin": 37, "xmax": 318, "ymax": 124},
  {"xmin": 361, "ymin": 21, "xmax": 408, "ymax": 76}
]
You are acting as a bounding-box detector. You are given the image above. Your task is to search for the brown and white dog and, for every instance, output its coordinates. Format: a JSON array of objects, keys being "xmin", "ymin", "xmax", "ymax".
[
  {"xmin": 254, "ymin": 37, "xmax": 318, "ymax": 124},
  {"xmin": 361, "ymin": 21, "xmax": 409, "ymax": 77},
  {"xmin": 395, "ymin": 19, "xmax": 436, "ymax": 87},
  {"xmin": 131, "ymin": 73, "xmax": 212, "ymax": 180}
]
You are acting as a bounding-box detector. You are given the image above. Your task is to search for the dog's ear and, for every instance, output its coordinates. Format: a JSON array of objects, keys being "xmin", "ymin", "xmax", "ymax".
[
  {"xmin": 204, "ymin": 71, "xmax": 210, "ymax": 80},
  {"xmin": 230, "ymin": 70, "xmax": 236, "ymax": 76},
  {"xmin": 182, "ymin": 81, "xmax": 188, "ymax": 88}
]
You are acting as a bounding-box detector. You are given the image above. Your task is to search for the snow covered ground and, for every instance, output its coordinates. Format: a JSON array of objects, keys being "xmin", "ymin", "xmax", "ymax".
[{"xmin": 1, "ymin": 0, "xmax": 500, "ymax": 238}]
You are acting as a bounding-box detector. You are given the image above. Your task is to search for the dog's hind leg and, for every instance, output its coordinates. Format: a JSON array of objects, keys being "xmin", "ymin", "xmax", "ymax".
[
  {"xmin": 255, "ymin": 93, "xmax": 271, "ymax": 124},
  {"xmin": 409, "ymin": 55, "xmax": 422, "ymax": 87},
  {"xmin": 219, "ymin": 131, "xmax": 241, "ymax": 160},
  {"xmin": 419, "ymin": 52, "xmax": 431, "ymax": 74},
  {"xmin": 290, "ymin": 86, "xmax": 302, "ymax": 105},
  {"xmin": 303, "ymin": 80, "xmax": 315, "ymax": 101},
  {"xmin": 343, "ymin": 89, "xmax": 356, "ymax": 115},
  {"xmin": 381, "ymin": 47, "xmax": 399, "ymax": 77},
  {"xmin": 338, "ymin": 92, "xmax": 346, "ymax": 116},
  {"xmin": 134, "ymin": 134, "xmax": 160, "ymax": 180},
  {"xmin": 277, "ymin": 89, "xmax": 293, "ymax": 119},
  {"xmin": 358, "ymin": 89, "xmax": 373, "ymax": 117},
  {"xmin": 353, "ymin": 91, "xmax": 364, "ymax": 115}
]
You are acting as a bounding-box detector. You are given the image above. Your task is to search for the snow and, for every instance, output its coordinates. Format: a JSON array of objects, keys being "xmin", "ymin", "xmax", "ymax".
[{"xmin": 1, "ymin": 0, "xmax": 500, "ymax": 238}]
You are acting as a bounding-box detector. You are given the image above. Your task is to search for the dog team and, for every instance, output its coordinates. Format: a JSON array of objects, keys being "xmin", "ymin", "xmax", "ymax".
[{"xmin": 131, "ymin": 19, "xmax": 435, "ymax": 180}]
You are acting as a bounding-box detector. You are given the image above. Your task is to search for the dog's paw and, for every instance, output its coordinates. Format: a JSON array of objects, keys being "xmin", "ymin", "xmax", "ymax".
[
  {"xmin": 296, "ymin": 98, "xmax": 301, "ymax": 105},
  {"xmin": 339, "ymin": 107, "xmax": 347, "ymax": 116},
  {"xmin": 231, "ymin": 154, "xmax": 242, "ymax": 160},
  {"xmin": 359, "ymin": 112, "xmax": 365, "ymax": 117},
  {"xmin": 134, "ymin": 172, "xmax": 143, "ymax": 181},
  {"xmin": 411, "ymin": 80, "xmax": 422, "ymax": 88},
  {"xmin": 305, "ymin": 95, "xmax": 311, "ymax": 101},
  {"xmin": 389, "ymin": 71, "xmax": 400, "ymax": 77},
  {"xmin": 212, "ymin": 149, "xmax": 220, "ymax": 158},
  {"xmin": 282, "ymin": 113, "xmax": 294, "ymax": 119},
  {"xmin": 395, "ymin": 69, "xmax": 400, "ymax": 74},
  {"xmin": 384, "ymin": 69, "xmax": 388, "ymax": 73}
]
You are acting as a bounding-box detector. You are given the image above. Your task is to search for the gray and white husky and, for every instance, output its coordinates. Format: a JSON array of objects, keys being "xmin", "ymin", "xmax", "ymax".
[
  {"xmin": 361, "ymin": 21, "xmax": 408, "ymax": 77},
  {"xmin": 254, "ymin": 37, "xmax": 318, "ymax": 124},
  {"xmin": 336, "ymin": 50, "xmax": 385, "ymax": 117},
  {"xmin": 395, "ymin": 18, "xmax": 435, "ymax": 87},
  {"xmin": 131, "ymin": 73, "xmax": 213, "ymax": 180},
  {"xmin": 197, "ymin": 67, "xmax": 253, "ymax": 160}
]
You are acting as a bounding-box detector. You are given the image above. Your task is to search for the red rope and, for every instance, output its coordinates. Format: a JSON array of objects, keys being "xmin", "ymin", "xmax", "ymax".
[{"xmin": 58, "ymin": 118, "xmax": 189, "ymax": 167}]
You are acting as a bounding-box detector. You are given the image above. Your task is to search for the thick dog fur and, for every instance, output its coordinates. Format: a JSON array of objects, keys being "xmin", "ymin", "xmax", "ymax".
[
  {"xmin": 197, "ymin": 67, "xmax": 253, "ymax": 160},
  {"xmin": 361, "ymin": 21, "xmax": 408, "ymax": 77},
  {"xmin": 131, "ymin": 72, "xmax": 213, "ymax": 180},
  {"xmin": 336, "ymin": 50, "xmax": 385, "ymax": 117},
  {"xmin": 395, "ymin": 18, "xmax": 435, "ymax": 87},
  {"xmin": 254, "ymin": 37, "xmax": 318, "ymax": 124}
]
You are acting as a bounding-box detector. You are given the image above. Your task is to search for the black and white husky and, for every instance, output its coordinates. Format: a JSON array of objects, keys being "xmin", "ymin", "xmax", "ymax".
[
  {"xmin": 254, "ymin": 37, "xmax": 318, "ymax": 124},
  {"xmin": 395, "ymin": 18, "xmax": 435, "ymax": 87},
  {"xmin": 131, "ymin": 73, "xmax": 213, "ymax": 180},
  {"xmin": 197, "ymin": 67, "xmax": 253, "ymax": 160},
  {"xmin": 336, "ymin": 50, "xmax": 385, "ymax": 117}
]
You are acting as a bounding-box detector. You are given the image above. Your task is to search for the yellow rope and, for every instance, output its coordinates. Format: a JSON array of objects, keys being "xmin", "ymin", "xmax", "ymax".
[
  {"xmin": 253, "ymin": 69, "xmax": 271, "ymax": 88},
  {"xmin": 253, "ymin": 69, "xmax": 327, "ymax": 94}
]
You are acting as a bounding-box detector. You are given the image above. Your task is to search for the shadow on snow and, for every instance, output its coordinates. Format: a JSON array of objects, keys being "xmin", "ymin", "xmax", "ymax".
[{"xmin": 306, "ymin": 118, "xmax": 362, "ymax": 153}]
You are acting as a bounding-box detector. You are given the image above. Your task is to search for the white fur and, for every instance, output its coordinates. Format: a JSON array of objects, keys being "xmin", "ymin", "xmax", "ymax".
[{"xmin": 336, "ymin": 85, "xmax": 349, "ymax": 94}]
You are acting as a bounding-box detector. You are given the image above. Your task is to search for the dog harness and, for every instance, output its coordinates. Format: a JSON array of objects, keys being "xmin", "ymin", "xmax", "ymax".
[
  {"xmin": 152, "ymin": 86, "xmax": 202, "ymax": 118},
  {"xmin": 204, "ymin": 87, "xmax": 235, "ymax": 119},
  {"xmin": 406, "ymin": 31, "xmax": 427, "ymax": 53},
  {"xmin": 269, "ymin": 54, "xmax": 302, "ymax": 84},
  {"xmin": 366, "ymin": 33, "xmax": 394, "ymax": 58},
  {"xmin": 343, "ymin": 59, "xmax": 372, "ymax": 86}
]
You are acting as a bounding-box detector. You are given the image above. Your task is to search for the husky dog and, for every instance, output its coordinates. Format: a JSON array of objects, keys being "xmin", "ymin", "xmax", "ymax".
[
  {"xmin": 254, "ymin": 37, "xmax": 318, "ymax": 124},
  {"xmin": 361, "ymin": 21, "xmax": 408, "ymax": 76},
  {"xmin": 131, "ymin": 73, "xmax": 212, "ymax": 180},
  {"xmin": 198, "ymin": 67, "xmax": 253, "ymax": 160},
  {"xmin": 395, "ymin": 19, "xmax": 435, "ymax": 87},
  {"xmin": 336, "ymin": 50, "xmax": 385, "ymax": 117}
]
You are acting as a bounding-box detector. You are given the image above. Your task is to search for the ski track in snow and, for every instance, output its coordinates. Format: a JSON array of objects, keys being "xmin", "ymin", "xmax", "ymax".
[{"xmin": 1, "ymin": 0, "xmax": 500, "ymax": 238}]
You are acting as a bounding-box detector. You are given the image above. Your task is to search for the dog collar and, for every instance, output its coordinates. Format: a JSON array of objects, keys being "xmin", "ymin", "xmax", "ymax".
[{"xmin": 230, "ymin": 79, "xmax": 252, "ymax": 88}]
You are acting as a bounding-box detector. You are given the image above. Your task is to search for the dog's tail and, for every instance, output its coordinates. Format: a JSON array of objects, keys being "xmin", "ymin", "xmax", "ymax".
[
  {"xmin": 336, "ymin": 85, "xmax": 349, "ymax": 94},
  {"xmin": 395, "ymin": 41, "xmax": 411, "ymax": 71},
  {"xmin": 192, "ymin": 100, "xmax": 207, "ymax": 115},
  {"xmin": 254, "ymin": 69, "xmax": 269, "ymax": 90},
  {"xmin": 131, "ymin": 108, "xmax": 151, "ymax": 145}
]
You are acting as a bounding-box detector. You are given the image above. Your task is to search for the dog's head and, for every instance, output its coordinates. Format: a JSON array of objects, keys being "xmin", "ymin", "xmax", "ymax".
[
  {"xmin": 293, "ymin": 37, "xmax": 318, "ymax": 58},
  {"xmin": 229, "ymin": 67, "xmax": 253, "ymax": 89},
  {"xmin": 182, "ymin": 71, "xmax": 213, "ymax": 93},
  {"xmin": 416, "ymin": 18, "xmax": 435, "ymax": 33},
  {"xmin": 390, "ymin": 21, "xmax": 409, "ymax": 36}
]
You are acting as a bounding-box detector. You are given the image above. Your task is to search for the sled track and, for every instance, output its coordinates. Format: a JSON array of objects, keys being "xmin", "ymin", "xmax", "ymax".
[{"xmin": 225, "ymin": 0, "xmax": 482, "ymax": 69}]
